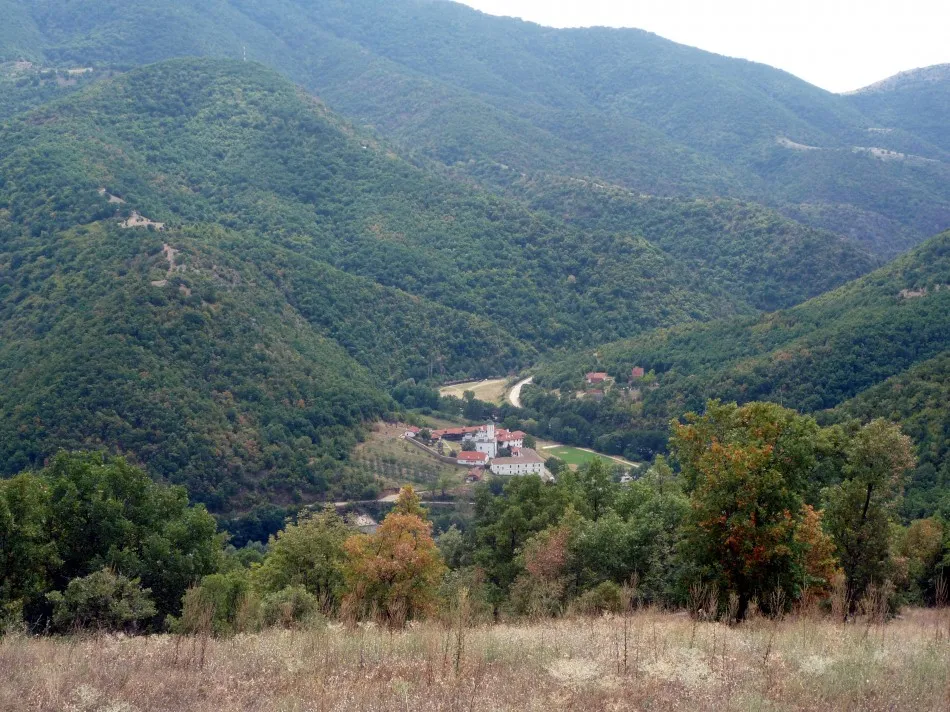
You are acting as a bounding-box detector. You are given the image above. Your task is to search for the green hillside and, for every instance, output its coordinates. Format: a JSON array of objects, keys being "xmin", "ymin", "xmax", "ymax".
[
  {"xmin": 847, "ymin": 65, "xmax": 950, "ymax": 154},
  {"xmin": 3, "ymin": 58, "xmax": 859, "ymax": 351},
  {"xmin": 537, "ymin": 230, "xmax": 950, "ymax": 410},
  {"xmin": 0, "ymin": 222, "xmax": 391, "ymax": 511},
  {"xmin": 2, "ymin": 57, "xmax": 842, "ymax": 512},
  {"xmin": 481, "ymin": 170, "xmax": 875, "ymax": 311},
  {"xmin": 526, "ymin": 232, "xmax": 950, "ymax": 509},
  {"xmin": 1, "ymin": 0, "xmax": 947, "ymax": 254}
]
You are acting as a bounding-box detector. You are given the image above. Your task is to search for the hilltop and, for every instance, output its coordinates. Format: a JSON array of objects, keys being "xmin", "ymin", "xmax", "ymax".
[{"xmin": 846, "ymin": 64, "xmax": 950, "ymax": 155}]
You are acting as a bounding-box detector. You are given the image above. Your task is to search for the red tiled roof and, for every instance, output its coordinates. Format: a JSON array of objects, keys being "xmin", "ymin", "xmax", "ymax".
[
  {"xmin": 457, "ymin": 451, "xmax": 489, "ymax": 462},
  {"xmin": 586, "ymin": 372, "xmax": 608, "ymax": 382}
]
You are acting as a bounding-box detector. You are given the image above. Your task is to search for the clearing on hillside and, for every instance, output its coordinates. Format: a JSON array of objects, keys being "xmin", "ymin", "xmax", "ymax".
[
  {"xmin": 352, "ymin": 422, "xmax": 465, "ymax": 493},
  {"xmin": 439, "ymin": 378, "xmax": 508, "ymax": 404}
]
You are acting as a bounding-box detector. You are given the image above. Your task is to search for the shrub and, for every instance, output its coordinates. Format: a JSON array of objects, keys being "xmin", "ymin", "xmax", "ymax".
[
  {"xmin": 46, "ymin": 568, "xmax": 156, "ymax": 634},
  {"xmin": 260, "ymin": 586, "xmax": 322, "ymax": 628},
  {"xmin": 171, "ymin": 570, "xmax": 258, "ymax": 637},
  {"xmin": 573, "ymin": 581, "xmax": 625, "ymax": 615}
]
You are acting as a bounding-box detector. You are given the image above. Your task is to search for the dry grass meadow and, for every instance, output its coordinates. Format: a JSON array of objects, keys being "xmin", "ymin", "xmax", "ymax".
[
  {"xmin": 438, "ymin": 379, "xmax": 509, "ymax": 405},
  {"xmin": 2, "ymin": 608, "xmax": 950, "ymax": 711}
]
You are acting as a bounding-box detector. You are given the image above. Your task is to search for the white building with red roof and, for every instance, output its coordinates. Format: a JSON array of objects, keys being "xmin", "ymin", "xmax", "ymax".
[
  {"xmin": 457, "ymin": 451, "xmax": 489, "ymax": 466},
  {"xmin": 490, "ymin": 448, "xmax": 545, "ymax": 477},
  {"xmin": 431, "ymin": 423, "xmax": 525, "ymax": 454}
]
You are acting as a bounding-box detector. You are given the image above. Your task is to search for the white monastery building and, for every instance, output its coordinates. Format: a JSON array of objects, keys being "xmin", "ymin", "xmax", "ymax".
[{"xmin": 490, "ymin": 447, "xmax": 545, "ymax": 477}]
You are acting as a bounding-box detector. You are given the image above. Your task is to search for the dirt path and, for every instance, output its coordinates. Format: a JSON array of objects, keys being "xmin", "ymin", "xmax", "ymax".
[
  {"xmin": 150, "ymin": 243, "xmax": 179, "ymax": 287},
  {"xmin": 508, "ymin": 376, "xmax": 533, "ymax": 408}
]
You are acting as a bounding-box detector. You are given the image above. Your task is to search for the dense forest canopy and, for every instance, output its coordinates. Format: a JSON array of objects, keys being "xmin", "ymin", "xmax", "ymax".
[
  {"xmin": 0, "ymin": 0, "xmax": 947, "ymax": 256},
  {"xmin": 0, "ymin": 0, "xmax": 945, "ymax": 539},
  {"xmin": 528, "ymin": 231, "xmax": 950, "ymax": 516}
]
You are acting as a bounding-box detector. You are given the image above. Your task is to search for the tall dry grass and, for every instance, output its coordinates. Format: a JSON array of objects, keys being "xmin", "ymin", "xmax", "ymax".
[{"xmin": 1, "ymin": 608, "xmax": 949, "ymax": 711}]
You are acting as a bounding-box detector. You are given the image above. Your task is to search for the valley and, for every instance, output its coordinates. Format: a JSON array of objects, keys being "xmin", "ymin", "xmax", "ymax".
[{"xmin": 0, "ymin": 3, "xmax": 948, "ymax": 705}]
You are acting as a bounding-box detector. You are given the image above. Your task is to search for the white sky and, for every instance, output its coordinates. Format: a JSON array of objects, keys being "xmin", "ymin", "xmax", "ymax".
[{"xmin": 454, "ymin": 0, "xmax": 950, "ymax": 93}]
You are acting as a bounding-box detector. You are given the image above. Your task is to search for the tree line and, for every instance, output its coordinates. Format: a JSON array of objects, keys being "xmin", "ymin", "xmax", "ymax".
[{"xmin": 3, "ymin": 400, "xmax": 947, "ymax": 636}]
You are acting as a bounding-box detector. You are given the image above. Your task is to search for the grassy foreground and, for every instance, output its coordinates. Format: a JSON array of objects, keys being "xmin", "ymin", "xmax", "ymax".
[{"xmin": 2, "ymin": 610, "xmax": 949, "ymax": 711}]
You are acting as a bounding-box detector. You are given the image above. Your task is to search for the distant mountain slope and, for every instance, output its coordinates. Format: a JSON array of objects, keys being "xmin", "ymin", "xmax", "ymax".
[
  {"xmin": 479, "ymin": 170, "xmax": 875, "ymax": 311},
  {"xmin": 5, "ymin": 57, "xmax": 851, "ymax": 511},
  {"xmin": 1, "ymin": 0, "xmax": 947, "ymax": 254},
  {"xmin": 846, "ymin": 64, "xmax": 950, "ymax": 154},
  {"xmin": 540, "ymin": 230, "xmax": 950, "ymax": 414},
  {"xmin": 529, "ymin": 232, "xmax": 950, "ymax": 512},
  {"xmin": 3, "ymin": 58, "xmax": 864, "ymax": 353}
]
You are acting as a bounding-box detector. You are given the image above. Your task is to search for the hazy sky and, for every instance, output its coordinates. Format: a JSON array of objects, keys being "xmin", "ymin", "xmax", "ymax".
[{"xmin": 455, "ymin": 0, "xmax": 949, "ymax": 93}]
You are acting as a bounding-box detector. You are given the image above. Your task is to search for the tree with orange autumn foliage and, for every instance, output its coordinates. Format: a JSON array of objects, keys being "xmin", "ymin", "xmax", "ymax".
[
  {"xmin": 794, "ymin": 504, "xmax": 840, "ymax": 600},
  {"xmin": 672, "ymin": 401, "xmax": 821, "ymax": 619},
  {"xmin": 341, "ymin": 487, "xmax": 446, "ymax": 626},
  {"xmin": 510, "ymin": 516, "xmax": 578, "ymax": 617}
]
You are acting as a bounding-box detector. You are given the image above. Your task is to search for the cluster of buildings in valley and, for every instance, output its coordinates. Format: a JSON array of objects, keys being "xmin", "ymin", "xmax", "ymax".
[
  {"xmin": 582, "ymin": 367, "xmax": 651, "ymax": 402},
  {"xmin": 406, "ymin": 423, "xmax": 549, "ymax": 479}
]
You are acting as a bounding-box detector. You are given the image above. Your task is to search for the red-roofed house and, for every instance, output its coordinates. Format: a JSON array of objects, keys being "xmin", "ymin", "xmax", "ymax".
[
  {"xmin": 457, "ymin": 451, "xmax": 489, "ymax": 466},
  {"xmin": 586, "ymin": 372, "xmax": 608, "ymax": 385},
  {"xmin": 631, "ymin": 367, "xmax": 646, "ymax": 380}
]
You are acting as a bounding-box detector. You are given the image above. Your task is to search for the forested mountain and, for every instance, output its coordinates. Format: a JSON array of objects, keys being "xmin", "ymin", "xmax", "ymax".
[
  {"xmin": 0, "ymin": 58, "xmax": 865, "ymax": 511},
  {"xmin": 529, "ymin": 231, "xmax": 950, "ymax": 512},
  {"xmin": 0, "ymin": 2, "xmax": 946, "ymax": 520},
  {"xmin": 0, "ymin": 59, "xmax": 771, "ymax": 349},
  {"xmin": 847, "ymin": 65, "xmax": 950, "ymax": 154},
  {"xmin": 0, "ymin": 0, "xmax": 947, "ymax": 255}
]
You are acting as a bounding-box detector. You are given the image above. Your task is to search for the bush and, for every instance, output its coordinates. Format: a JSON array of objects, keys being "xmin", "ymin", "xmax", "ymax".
[
  {"xmin": 171, "ymin": 571, "xmax": 258, "ymax": 637},
  {"xmin": 260, "ymin": 586, "xmax": 322, "ymax": 628},
  {"xmin": 573, "ymin": 581, "xmax": 625, "ymax": 615},
  {"xmin": 46, "ymin": 569, "xmax": 156, "ymax": 634}
]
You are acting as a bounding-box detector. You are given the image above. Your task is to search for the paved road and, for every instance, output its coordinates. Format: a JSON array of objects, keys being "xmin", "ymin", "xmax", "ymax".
[
  {"xmin": 508, "ymin": 376, "xmax": 533, "ymax": 408},
  {"xmin": 332, "ymin": 498, "xmax": 460, "ymax": 508}
]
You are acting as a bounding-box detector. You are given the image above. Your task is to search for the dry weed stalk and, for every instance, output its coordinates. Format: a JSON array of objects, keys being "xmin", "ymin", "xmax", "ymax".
[{"xmin": 3, "ymin": 608, "xmax": 949, "ymax": 711}]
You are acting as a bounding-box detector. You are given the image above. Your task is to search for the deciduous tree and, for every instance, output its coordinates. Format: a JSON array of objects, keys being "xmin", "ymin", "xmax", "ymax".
[
  {"xmin": 672, "ymin": 401, "xmax": 820, "ymax": 619},
  {"xmin": 342, "ymin": 502, "xmax": 446, "ymax": 626},
  {"xmin": 823, "ymin": 419, "xmax": 915, "ymax": 614}
]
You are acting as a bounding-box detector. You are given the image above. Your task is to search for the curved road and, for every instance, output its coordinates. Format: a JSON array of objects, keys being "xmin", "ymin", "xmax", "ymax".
[{"xmin": 508, "ymin": 376, "xmax": 534, "ymax": 408}]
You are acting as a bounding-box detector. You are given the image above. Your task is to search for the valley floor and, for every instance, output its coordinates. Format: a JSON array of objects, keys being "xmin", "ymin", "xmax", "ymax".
[{"xmin": 2, "ymin": 609, "xmax": 949, "ymax": 711}]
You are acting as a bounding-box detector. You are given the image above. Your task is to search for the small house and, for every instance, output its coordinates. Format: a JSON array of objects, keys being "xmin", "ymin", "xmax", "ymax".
[
  {"xmin": 457, "ymin": 451, "xmax": 489, "ymax": 466},
  {"xmin": 586, "ymin": 372, "xmax": 608, "ymax": 385}
]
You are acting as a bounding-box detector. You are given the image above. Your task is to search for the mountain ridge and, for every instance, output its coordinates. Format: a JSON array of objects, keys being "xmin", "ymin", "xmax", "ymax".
[{"xmin": 1, "ymin": 0, "xmax": 947, "ymax": 254}]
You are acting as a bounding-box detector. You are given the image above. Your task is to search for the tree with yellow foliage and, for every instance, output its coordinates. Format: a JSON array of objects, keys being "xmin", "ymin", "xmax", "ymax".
[{"xmin": 342, "ymin": 486, "xmax": 445, "ymax": 626}]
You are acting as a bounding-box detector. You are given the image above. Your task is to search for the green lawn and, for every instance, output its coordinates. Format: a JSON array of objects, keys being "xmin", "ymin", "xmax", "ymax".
[{"xmin": 541, "ymin": 445, "xmax": 612, "ymax": 468}]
